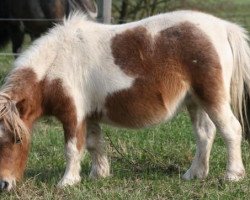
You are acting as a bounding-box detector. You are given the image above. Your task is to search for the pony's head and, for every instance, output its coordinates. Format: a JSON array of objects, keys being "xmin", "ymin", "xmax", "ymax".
[{"xmin": 0, "ymin": 93, "xmax": 30, "ymax": 191}]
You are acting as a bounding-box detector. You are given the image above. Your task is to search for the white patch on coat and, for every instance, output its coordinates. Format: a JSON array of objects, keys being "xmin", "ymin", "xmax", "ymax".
[
  {"xmin": 213, "ymin": 104, "xmax": 245, "ymax": 181},
  {"xmin": 57, "ymin": 137, "xmax": 83, "ymax": 187},
  {"xmin": 183, "ymin": 107, "xmax": 216, "ymax": 180}
]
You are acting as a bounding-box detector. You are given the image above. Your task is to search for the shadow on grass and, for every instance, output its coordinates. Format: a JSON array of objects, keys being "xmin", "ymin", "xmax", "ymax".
[
  {"xmin": 25, "ymin": 166, "xmax": 64, "ymax": 184},
  {"xmin": 24, "ymin": 158, "xmax": 185, "ymax": 185},
  {"xmin": 109, "ymin": 156, "xmax": 186, "ymax": 180},
  {"xmin": 25, "ymin": 162, "xmax": 92, "ymax": 185}
]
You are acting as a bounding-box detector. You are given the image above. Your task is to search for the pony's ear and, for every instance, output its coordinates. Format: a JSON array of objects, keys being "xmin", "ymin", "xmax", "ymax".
[
  {"xmin": 15, "ymin": 136, "xmax": 22, "ymax": 144},
  {"xmin": 9, "ymin": 100, "xmax": 29, "ymax": 144}
]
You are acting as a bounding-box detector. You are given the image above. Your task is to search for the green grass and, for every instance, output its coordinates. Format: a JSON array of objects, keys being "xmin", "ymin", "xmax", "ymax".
[
  {"xmin": 1, "ymin": 1, "xmax": 250, "ymax": 199},
  {"xmin": 1, "ymin": 113, "xmax": 250, "ymax": 199},
  {"xmin": 0, "ymin": 59, "xmax": 247, "ymax": 199}
]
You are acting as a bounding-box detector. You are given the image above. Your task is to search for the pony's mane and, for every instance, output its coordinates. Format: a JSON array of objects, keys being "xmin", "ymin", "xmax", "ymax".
[
  {"xmin": 63, "ymin": 11, "xmax": 91, "ymax": 26},
  {"xmin": 0, "ymin": 93, "xmax": 29, "ymax": 143}
]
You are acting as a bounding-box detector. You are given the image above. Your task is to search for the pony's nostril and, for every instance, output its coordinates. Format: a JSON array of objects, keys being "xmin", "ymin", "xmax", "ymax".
[{"xmin": 0, "ymin": 180, "xmax": 9, "ymax": 190}]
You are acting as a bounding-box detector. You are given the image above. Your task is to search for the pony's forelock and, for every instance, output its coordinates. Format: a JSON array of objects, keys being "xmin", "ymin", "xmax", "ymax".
[{"xmin": 0, "ymin": 93, "xmax": 29, "ymax": 143}]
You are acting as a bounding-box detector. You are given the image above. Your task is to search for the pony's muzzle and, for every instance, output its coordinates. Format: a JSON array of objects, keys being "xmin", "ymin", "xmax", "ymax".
[{"xmin": 0, "ymin": 180, "xmax": 9, "ymax": 190}]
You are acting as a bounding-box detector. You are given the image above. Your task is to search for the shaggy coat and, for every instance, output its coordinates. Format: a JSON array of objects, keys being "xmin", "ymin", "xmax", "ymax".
[{"xmin": 0, "ymin": 10, "xmax": 249, "ymax": 190}]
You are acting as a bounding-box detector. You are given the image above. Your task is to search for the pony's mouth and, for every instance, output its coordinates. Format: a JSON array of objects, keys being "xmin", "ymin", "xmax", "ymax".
[{"xmin": 0, "ymin": 178, "xmax": 16, "ymax": 191}]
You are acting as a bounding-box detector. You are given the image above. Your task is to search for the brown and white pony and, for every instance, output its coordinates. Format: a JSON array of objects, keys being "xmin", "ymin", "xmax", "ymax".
[{"xmin": 0, "ymin": 10, "xmax": 249, "ymax": 191}]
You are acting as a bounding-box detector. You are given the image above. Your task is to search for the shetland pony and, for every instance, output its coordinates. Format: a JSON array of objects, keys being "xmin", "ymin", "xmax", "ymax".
[{"xmin": 0, "ymin": 10, "xmax": 249, "ymax": 191}]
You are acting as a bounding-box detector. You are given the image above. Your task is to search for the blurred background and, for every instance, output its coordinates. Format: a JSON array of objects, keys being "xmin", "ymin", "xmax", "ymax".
[
  {"xmin": 1, "ymin": 1, "xmax": 250, "ymax": 199},
  {"xmin": 112, "ymin": 0, "xmax": 250, "ymax": 26},
  {"xmin": 0, "ymin": 0, "xmax": 249, "ymax": 59}
]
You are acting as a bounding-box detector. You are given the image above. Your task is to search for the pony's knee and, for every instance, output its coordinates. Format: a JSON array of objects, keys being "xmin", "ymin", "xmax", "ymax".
[
  {"xmin": 231, "ymin": 116, "xmax": 242, "ymax": 135},
  {"xmin": 221, "ymin": 116, "xmax": 242, "ymax": 142},
  {"xmin": 196, "ymin": 118, "xmax": 216, "ymax": 141}
]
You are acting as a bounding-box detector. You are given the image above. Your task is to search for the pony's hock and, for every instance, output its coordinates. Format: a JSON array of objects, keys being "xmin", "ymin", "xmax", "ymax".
[{"xmin": 0, "ymin": 10, "xmax": 249, "ymax": 191}]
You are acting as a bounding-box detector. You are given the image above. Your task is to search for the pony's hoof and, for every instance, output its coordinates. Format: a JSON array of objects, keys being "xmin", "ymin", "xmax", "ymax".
[
  {"xmin": 89, "ymin": 169, "xmax": 110, "ymax": 179},
  {"xmin": 182, "ymin": 169, "xmax": 194, "ymax": 180},
  {"xmin": 89, "ymin": 160, "xmax": 110, "ymax": 179},
  {"xmin": 182, "ymin": 168, "xmax": 208, "ymax": 180},
  {"xmin": 57, "ymin": 176, "xmax": 81, "ymax": 188},
  {"xmin": 225, "ymin": 169, "xmax": 245, "ymax": 181}
]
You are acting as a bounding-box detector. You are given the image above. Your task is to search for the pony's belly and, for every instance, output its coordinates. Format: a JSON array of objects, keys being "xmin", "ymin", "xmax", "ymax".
[
  {"xmin": 102, "ymin": 107, "xmax": 168, "ymax": 129},
  {"xmin": 103, "ymin": 89, "xmax": 169, "ymax": 128}
]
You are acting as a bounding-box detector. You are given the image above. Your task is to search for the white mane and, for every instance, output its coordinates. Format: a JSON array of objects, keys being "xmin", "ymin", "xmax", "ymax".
[{"xmin": 14, "ymin": 12, "xmax": 97, "ymax": 81}]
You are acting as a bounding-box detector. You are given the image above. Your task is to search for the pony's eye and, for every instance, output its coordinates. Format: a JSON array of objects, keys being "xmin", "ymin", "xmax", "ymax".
[{"xmin": 15, "ymin": 138, "xmax": 22, "ymax": 144}]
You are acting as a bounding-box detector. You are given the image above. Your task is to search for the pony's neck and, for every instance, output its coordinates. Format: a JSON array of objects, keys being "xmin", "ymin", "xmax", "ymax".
[{"xmin": 2, "ymin": 68, "xmax": 44, "ymax": 129}]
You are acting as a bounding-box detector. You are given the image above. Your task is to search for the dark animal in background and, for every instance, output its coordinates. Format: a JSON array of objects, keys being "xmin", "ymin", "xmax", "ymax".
[{"xmin": 0, "ymin": 0, "xmax": 97, "ymax": 56}]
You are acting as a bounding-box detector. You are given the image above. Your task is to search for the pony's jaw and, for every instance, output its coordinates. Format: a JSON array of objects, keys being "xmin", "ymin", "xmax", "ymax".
[{"xmin": 0, "ymin": 134, "xmax": 30, "ymax": 191}]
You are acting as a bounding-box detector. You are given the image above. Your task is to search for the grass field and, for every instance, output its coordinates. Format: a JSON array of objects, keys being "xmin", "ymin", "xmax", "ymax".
[
  {"xmin": 2, "ymin": 111, "xmax": 250, "ymax": 200},
  {"xmin": 1, "ymin": 1, "xmax": 250, "ymax": 199}
]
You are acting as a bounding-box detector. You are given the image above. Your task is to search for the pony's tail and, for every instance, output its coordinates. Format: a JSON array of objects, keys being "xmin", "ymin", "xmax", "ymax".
[{"xmin": 227, "ymin": 23, "xmax": 250, "ymax": 140}]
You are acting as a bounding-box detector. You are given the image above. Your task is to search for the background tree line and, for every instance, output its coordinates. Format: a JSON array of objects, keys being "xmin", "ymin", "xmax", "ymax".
[{"xmin": 111, "ymin": 0, "xmax": 246, "ymax": 24}]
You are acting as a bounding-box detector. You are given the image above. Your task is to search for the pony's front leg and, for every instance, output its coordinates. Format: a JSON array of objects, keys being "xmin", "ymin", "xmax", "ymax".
[
  {"xmin": 57, "ymin": 121, "xmax": 86, "ymax": 187},
  {"xmin": 183, "ymin": 104, "xmax": 216, "ymax": 180}
]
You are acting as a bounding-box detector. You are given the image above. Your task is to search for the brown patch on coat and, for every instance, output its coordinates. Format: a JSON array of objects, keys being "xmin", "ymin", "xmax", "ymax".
[
  {"xmin": 42, "ymin": 78, "xmax": 86, "ymax": 151},
  {"xmin": 0, "ymin": 69, "xmax": 85, "ymax": 182},
  {"xmin": 75, "ymin": 120, "xmax": 86, "ymax": 151},
  {"xmin": 42, "ymin": 79, "xmax": 77, "ymax": 128},
  {"xmin": 4, "ymin": 68, "xmax": 43, "ymax": 128},
  {"xmin": 106, "ymin": 22, "xmax": 224, "ymax": 128}
]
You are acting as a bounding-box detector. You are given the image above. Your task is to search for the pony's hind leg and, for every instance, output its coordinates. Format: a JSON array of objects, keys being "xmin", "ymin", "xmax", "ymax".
[
  {"xmin": 86, "ymin": 121, "xmax": 110, "ymax": 179},
  {"xmin": 207, "ymin": 103, "xmax": 245, "ymax": 180},
  {"xmin": 183, "ymin": 103, "xmax": 216, "ymax": 180}
]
